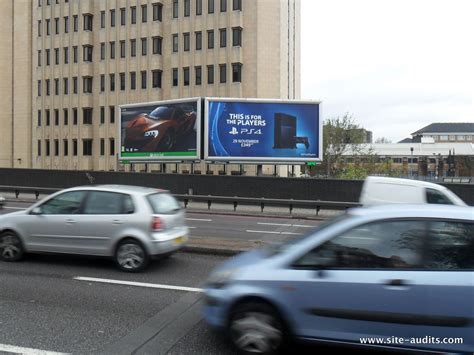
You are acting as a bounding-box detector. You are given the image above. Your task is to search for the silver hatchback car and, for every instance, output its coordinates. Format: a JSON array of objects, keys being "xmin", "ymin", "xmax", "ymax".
[{"xmin": 0, "ymin": 185, "xmax": 188, "ymax": 272}]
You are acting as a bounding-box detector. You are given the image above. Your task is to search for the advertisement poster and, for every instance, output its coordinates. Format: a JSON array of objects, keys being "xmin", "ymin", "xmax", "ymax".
[
  {"xmin": 119, "ymin": 98, "xmax": 201, "ymax": 161},
  {"xmin": 205, "ymin": 98, "xmax": 321, "ymax": 162}
]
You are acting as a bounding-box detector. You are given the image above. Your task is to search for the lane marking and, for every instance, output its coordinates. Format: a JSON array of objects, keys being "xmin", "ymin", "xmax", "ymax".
[
  {"xmin": 74, "ymin": 277, "xmax": 203, "ymax": 293},
  {"xmin": 246, "ymin": 230, "xmax": 303, "ymax": 236},
  {"xmin": 185, "ymin": 218, "xmax": 212, "ymax": 222},
  {"xmin": 292, "ymin": 224, "xmax": 316, "ymax": 228},
  {"xmin": 257, "ymin": 222, "xmax": 315, "ymax": 228},
  {"xmin": 3, "ymin": 207, "xmax": 27, "ymax": 210},
  {"xmin": 0, "ymin": 344, "xmax": 68, "ymax": 355}
]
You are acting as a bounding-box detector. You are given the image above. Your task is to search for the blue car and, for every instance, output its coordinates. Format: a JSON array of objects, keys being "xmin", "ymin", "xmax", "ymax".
[{"xmin": 203, "ymin": 205, "xmax": 473, "ymax": 354}]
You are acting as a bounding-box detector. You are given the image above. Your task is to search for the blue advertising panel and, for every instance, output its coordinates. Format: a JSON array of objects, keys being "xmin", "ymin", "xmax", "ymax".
[{"xmin": 205, "ymin": 99, "xmax": 321, "ymax": 162}]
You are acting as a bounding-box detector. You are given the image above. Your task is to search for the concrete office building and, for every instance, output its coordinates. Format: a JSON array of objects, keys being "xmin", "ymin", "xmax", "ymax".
[{"xmin": 0, "ymin": 0, "xmax": 301, "ymax": 175}]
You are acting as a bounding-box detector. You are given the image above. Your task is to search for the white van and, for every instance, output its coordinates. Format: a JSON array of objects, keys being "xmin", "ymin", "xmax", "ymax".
[{"xmin": 359, "ymin": 176, "xmax": 467, "ymax": 206}]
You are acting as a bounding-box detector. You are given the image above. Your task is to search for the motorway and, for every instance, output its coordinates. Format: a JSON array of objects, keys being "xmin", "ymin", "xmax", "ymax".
[{"xmin": 0, "ymin": 201, "xmax": 353, "ymax": 354}]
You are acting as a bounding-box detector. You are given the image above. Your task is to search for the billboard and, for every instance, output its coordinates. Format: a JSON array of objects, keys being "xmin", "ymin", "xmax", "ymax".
[
  {"xmin": 119, "ymin": 98, "xmax": 201, "ymax": 161},
  {"xmin": 205, "ymin": 98, "xmax": 321, "ymax": 162}
]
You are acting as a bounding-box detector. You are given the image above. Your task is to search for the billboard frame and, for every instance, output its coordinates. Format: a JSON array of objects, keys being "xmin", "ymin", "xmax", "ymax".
[
  {"xmin": 118, "ymin": 97, "xmax": 202, "ymax": 162},
  {"xmin": 204, "ymin": 97, "xmax": 322, "ymax": 163}
]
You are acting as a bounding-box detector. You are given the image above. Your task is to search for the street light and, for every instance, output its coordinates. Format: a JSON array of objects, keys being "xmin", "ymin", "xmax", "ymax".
[{"xmin": 410, "ymin": 147, "xmax": 414, "ymax": 178}]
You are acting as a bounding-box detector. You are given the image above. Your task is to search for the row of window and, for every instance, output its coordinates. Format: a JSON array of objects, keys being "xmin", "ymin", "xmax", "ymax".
[
  {"xmin": 432, "ymin": 135, "xmax": 473, "ymax": 141},
  {"xmin": 172, "ymin": 0, "xmax": 242, "ymax": 18},
  {"xmin": 37, "ymin": 107, "xmax": 116, "ymax": 127},
  {"xmin": 38, "ymin": 138, "xmax": 115, "ymax": 157},
  {"xmin": 101, "ymin": 4, "xmax": 163, "ymax": 28},
  {"xmin": 38, "ymin": 0, "xmax": 68, "ymax": 6},
  {"xmin": 38, "ymin": 14, "xmax": 93, "ymax": 36},
  {"xmin": 37, "ymin": 64, "xmax": 242, "ymax": 96},
  {"xmin": 172, "ymin": 28, "xmax": 242, "ymax": 52}
]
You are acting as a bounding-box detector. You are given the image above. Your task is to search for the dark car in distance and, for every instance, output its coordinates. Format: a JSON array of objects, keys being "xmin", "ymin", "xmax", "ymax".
[{"xmin": 124, "ymin": 106, "xmax": 197, "ymax": 152}]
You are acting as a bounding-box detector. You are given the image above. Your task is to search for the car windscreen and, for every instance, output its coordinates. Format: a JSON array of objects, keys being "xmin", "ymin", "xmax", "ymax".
[
  {"xmin": 148, "ymin": 107, "xmax": 174, "ymax": 119},
  {"xmin": 146, "ymin": 193, "xmax": 181, "ymax": 214}
]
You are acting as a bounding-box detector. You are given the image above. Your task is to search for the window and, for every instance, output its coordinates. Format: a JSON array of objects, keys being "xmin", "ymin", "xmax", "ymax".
[
  {"xmin": 449, "ymin": 135, "xmax": 456, "ymax": 141},
  {"xmin": 54, "ymin": 17, "xmax": 59, "ymax": 34},
  {"xmin": 427, "ymin": 221, "xmax": 473, "ymax": 270},
  {"xmin": 38, "ymin": 80, "xmax": 42, "ymax": 97},
  {"xmin": 110, "ymin": 9, "xmax": 116, "ymax": 27},
  {"xmin": 110, "ymin": 41, "xmax": 115, "ymax": 59},
  {"xmin": 46, "ymin": 109, "xmax": 50, "ymax": 126},
  {"xmin": 64, "ymin": 16, "xmax": 69, "ymax": 33},
  {"xmin": 100, "ymin": 106, "xmax": 105, "ymax": 124},
  {"xmin": 196, "ymin": 0, "xmax": 202, "ymax": 15},
  {"xmin": 64, "ymin": 47, "xmax": 69, "ymax": 64},
  {"xmin": 153, "ymin": 3, "xmax": 163, "ymax": 21},
  {"xmin": 62, "ymin": 76, "xmax": 68, "ymax": 93},
  {"xmin": 46, "ymin": 79, "xmax": 50, "ymax": 95},
  {"xmin": 46, "ymin": 19, "xmax": 50, "ymax": 35},
  {"xmin": 83, "ymin": 45, "xmax": 93, "ymax": 62},
  {"xmin": 207, "ymin": 30, "xmax": 214, "ymax": 49},
  {"xmin": 120, "ymin": 40, "xmax": 126, "ymax": 58},
  {"xmin": 131, "ymin": 6, "xmax": 137, "ymax": 24},
  {"xmin": 208, "ymin": 0, "xmax": 214, "ymax": 13},
  {"xmin": 220, "ymin": 28, "xmax": 227, "ymax": 47},
  {"xmin": 141, "ymin": 5, "xmax": 147, "ymax": 22},
  {"xmin": 100, "ymin": 139, "xmax": 105, "ymax": 156},
  {"xmin": 37, "ymin": 110, "xmax": 42, "ymax": 126},
  {"xmin": 195, "ymin": 31, "xmax": 202, "ymax": 50},
  {"xmin": 110, "ymin": 74, "xmax": 115, "ymax": 91},
  {"xmin": 83, "ymin": 139, "xmax": 93, "ymax": 156},
  {"xmin": 293, "ymin": 220, "xmax": 425, "ymax": 269},
  {"xmin": 233, "ymin": 0, "xmax": 241, "ymax": 10},
  {"xmin": 73, "ymin": 77, "xmax": 78, "ymax": 93},
  {"xmin": 172, "ymin": 34, "xmax": 178, "ymax": 52},
  {"xmin": 141, "ymin": 71, "xmax": 147, "ymax": 89},
  {"xmin": 130, "ymin": 39, "xmax": 136, "ymax": 57},
  {"xmin": 45, "ymin": 140, "xmax": 50, "ymax": 156},
  {"xmin": 63, "ymin": 139, "xmax": 69, "ymax": 156},
  {"xmin": 232, "ymin": 62, "xmax": 242, "ymax": 82},
  {"xmin": 173, "ymin": 0, "xmax": 178, "ymax": 18},
  {"xmin": 38, "ymin": 20, "xmax": 42, "ymax": 37},
  {"xmin": 110, "ymin": 138, "xmax": 115, "ymax": 156},
  {"xmin": 100, "ymin": 74, "xmax": 105, "ymax": 92},
  {"xmin": 40, "ymin": 191, "xmax": 88, "ymax": 215},
  {"xmin": 54, "ymin": 109, "xmax": 59, "ymax": 125},
  {"xmin": 232, "ymin": 27, "xmax": 242, "ymax": 46},
  {"xmin": 172, "ymin": 68, "xmax": 178, "ymax": 86},
  {"xmin": 73, "ymin": 46, "xmax": 78, "ymax": 63},
  {"xmin": 220, "ymin": 0, "xmax": 227, "ymax": 12},
  {"xmin": 120, "ymin": 73, "xmax": 125, "ymax": 90},
  {"xmin": 152, "ymin": 36, "xmax": 162, "ymax": 54},
  {"xmin": 100, "ymin": 11, "xmax": 105, "ymax": 28},
  {"xmin": 152, "ymin": 70, "xmax": 162, "ymax": 88},
  {"xmin": 440, "ymin": 135, "xmax": 448, "ymax": 141},
  {"xmin": 53, "ymin": 48, "xmax": 59, "ymax": 65},
  {"xmin": 207, "ymin": 65, "xmax": 214, "ymax": 84},
  {"xmin": 195, "ymin": 66, "xmax": 202, "ymax": 85},
  {"xmin": 73, "ymin": 108, "xmax": 78, "ymax": 125},
  {"xmin": 83, "ymin": 14, "xmax": 93, "ymax": 31},
  {"xmin": 38, "ymin": 140, "xmax": 42, "ymax": 156},
  {"xmin": 83, "ymin": 77, "xmax": 93, "ymax": 93},
  {"xmin": 54, "ymin": 139, "xmax": 59, "ymax": 156},
  {"xmin": 219, "ymin": 64, "xmax": 226, "ymax": 83},
  {"xmin": 183, "ymin": 67, "xmax": 190, "ymax": 86},
  {"xmin": 120, "ymin": 8, "xmax": 126, "ymax": 25},
  {"xmin": 110, "ymin": 106, "xmax": 115, "ymax": 123},
  {"xmin": 83, "ymin": 108, "xmax": 93, "ymax": 124},
  {"xmin": 100, "ymin": 43, "xmax": 105, "ymax": 60},
  {"xmin": 73, "ymin": 15, "xmax": 78, "ymax": 32},
  {"xmin": 183, "ymin": 32, "xmax": 190, "ymax": 51},
  {"xmin": 184, "ymin": 0, "xmax": 190, "ymax": 16},
  {"xmin": 46, "ymin": 49, "xmax": 50, "ymax": 65},
  {"xmin": 63, "ymin": 108, "xmax": 68, "ymax": 125},
  {"xmin": 141, "ymin": 38, "xmax": 147, "ymax": 55},
  {"xmin": 73, "ymin": 139, "xmax": 78, "ymax": 155},
  {"xmin": 426, "ymin": 189, "xmax": 453, "ymax": 205},
  {"xmin": 54, "ymin": 79, "xmax": 59, "ymax": 95},
  {"xmin": 130, "ymin": 72, "xmax": 136, "ymax": 90},
  {"xmin": 83, "ymin": 191, "xmax": 128, "ymax": 215}
]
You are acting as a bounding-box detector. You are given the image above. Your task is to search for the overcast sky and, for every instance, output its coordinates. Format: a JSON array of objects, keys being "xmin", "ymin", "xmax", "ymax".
[{"xmin": 301, "ymin": 0, "xmax": 474, "ymax": 142}]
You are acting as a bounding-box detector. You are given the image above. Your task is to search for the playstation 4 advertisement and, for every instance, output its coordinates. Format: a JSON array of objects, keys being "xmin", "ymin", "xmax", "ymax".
[{"xmin": 205, "ymin": 99, "xmax": 321, "ymax": 162}]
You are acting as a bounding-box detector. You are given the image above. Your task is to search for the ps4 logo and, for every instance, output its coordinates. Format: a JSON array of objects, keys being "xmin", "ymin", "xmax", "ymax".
[
  {"xmin": 229, "ymin": 127, "xmax": 263, "ymax": 135},
  {"xmin": 229, "ymin": 127, "xmax": 239, "ymax": 135}
]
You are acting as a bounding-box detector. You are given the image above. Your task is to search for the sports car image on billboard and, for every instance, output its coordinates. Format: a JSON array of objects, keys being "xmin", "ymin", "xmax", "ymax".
[{"xmin": 120, "ymin": 98, "xmax": 201, "ymax": 160}]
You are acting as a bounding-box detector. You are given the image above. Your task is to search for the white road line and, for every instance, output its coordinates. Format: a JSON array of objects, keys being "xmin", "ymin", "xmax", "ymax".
[
  {"xmin": 3, "ymin": 207, "xmax": 27, "ymax": 210},
  {"xmin": 0, "ymin": 344, "xmax": 68, "ymax": 355},
  {"xmin": 188, "ymin": 226, "xmax": 197, "ymax": 229},
  {"xmin": 292, "ymin": 224, "xmax": 315, "ymax": 228},
  {"xmin": 246, "ymin": 230, "xmax": 302, "ymax": 236},
  {"xmin": 257, "ymin": 222, "xmax": 314, "ymax": 228},
  {"xmin": 186, "ymin": 218, "xmax": 212, "ymax": 222},
  {"xmin": 74, "ymin": 277, "xmax": 203, "ymax": 293}
]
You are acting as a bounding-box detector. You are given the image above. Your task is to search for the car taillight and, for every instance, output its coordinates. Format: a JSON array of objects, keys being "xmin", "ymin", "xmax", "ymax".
[{"xmin": 152, "ymin": 216, "xmax": 164, "ymax": 231}]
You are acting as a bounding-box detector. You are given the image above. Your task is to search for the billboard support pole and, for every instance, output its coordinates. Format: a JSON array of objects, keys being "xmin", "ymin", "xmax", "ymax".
[{"xmin": 273, "ymin": 165, "xmax": 278, "ymax": 177}]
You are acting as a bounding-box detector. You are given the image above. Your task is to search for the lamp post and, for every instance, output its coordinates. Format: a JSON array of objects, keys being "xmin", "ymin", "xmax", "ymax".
[{"xmin": 410, "ymin": 147, "xmax": 414, "ymax": 178}]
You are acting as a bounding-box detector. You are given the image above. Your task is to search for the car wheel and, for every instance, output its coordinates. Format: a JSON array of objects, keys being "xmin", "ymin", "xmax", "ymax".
[
  {"xmin": 229, "ymin": 302, "xmax": 288, "ymax": 355},
  {"xmin": 0, "ymin": 232, "xmax": 24, "ymax": 262},
  {"xmin": 115, "ymin": 239, "xmax": 149, "ymax": 272},
  {"xmin": 158, "ymin": 132, "xmax": 175, "ymax": 151}
]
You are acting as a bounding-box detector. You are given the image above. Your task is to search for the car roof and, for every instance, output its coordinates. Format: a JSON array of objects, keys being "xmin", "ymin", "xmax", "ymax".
[
  {"xmin": 66, "ymin": 184, "xmax": 167, "ymax": 195},
  {"xmin": 365, "ymin": 176, "xmax": 448, "ymax": 189},
  {"xmin": 348, "ymin": 204, "xmax": 474, "ymax": 221}
]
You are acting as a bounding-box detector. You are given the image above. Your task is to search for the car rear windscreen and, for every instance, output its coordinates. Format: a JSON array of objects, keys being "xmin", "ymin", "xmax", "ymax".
[{"xmin": 146, "ymin": 193, "xmax": 181, "ymax": 214}]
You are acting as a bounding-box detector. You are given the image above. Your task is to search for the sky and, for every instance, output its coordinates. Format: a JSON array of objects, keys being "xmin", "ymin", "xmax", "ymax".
[{"xmin": 300, "ymin": 0, "xmax": 474, "ymax": 143}]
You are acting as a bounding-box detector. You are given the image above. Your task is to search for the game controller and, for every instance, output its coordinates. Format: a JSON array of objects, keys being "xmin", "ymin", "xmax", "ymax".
[{"xmin": 295, "ymin": 136, "xmax": 310, "ymax": 149}]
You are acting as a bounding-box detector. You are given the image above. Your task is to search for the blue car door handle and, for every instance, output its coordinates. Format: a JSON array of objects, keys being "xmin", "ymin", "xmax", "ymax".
[{"xmin": 385, "ymin": 279, "xmax": 409, "ymax": 287}]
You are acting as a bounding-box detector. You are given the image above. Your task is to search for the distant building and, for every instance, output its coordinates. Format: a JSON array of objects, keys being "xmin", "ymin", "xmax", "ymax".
[{"xmin": 399, "ymin": 122, "xmax": 474, "ymax": 144}]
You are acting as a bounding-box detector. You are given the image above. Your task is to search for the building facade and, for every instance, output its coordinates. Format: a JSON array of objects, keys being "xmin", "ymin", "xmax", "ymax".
[{"xmin": 0, "ymin": 0, "xmax": 301, "ymax": 174}]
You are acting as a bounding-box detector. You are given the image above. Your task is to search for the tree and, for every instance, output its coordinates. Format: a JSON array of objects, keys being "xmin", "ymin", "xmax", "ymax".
[
  {"xmin": 322, "ymin": 113, "xmax": 369, "ymax": 176},
  {"xmin": 375, "ymin": 137, "xmax": 392, "ymax": 143}
]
